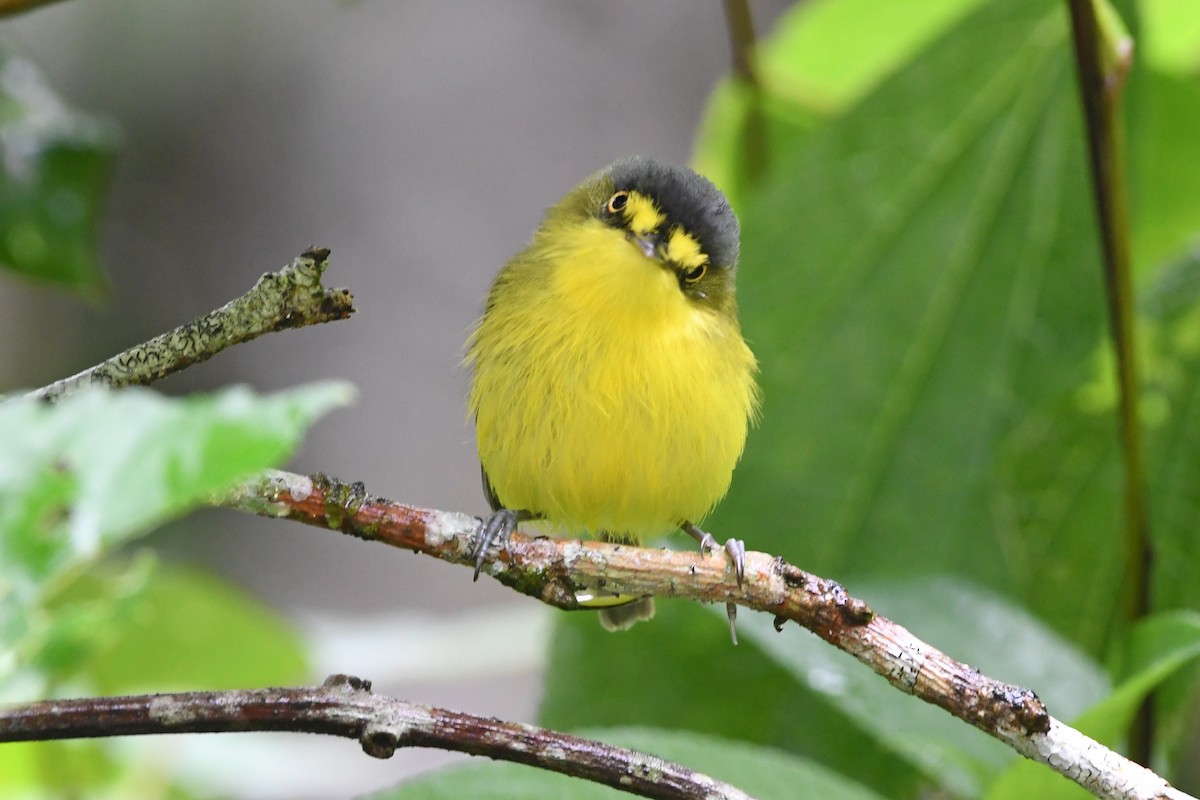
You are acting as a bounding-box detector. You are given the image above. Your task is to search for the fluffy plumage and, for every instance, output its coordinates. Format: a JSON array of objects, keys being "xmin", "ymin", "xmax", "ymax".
[{"xmin": 465, "ymin": 158, "xmax": 758, "ymax": 624}]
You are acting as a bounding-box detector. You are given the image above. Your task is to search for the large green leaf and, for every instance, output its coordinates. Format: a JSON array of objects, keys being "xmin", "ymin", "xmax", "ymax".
[
  {"xmin": 0, "ymin": 49, "xmax": 117, "ymax": 290},
  {"xmin": 1142, "ymin": 252, "xmax": 1200, "ymax": 616},
  {"xmin": 71, "ymin": 562, "xmax": 309, "ymax": 693},
  {"xmin": 374, "ymin": 727, "xmax": 887, "ymax": 800},
  {"xmin": 1140, "ymin": 0, "xmax": 1200, "ymax": 75},
  {"xmin": 0, "ymin": 383, "xmax": 352, "ymax": 692},
  {"xmin": 1130, "ymin": 69, "xmax": 1200, "ymax": 274},
  {"xmin": 540, "ymin": 603, "xmax": 927, "ymax": 799}
]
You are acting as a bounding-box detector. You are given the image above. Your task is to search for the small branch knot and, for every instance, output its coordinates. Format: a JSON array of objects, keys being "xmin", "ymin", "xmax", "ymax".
[
  {"xmin": 302, "ymin": 245, "xmax": 331, "ymax": 262},
  {"xmin": 1000, "ymin": 685, "xmax": 1050, "ymax": 735},
  {"xmin": 361, "ymin": 724, "xmax": 399, "ymax": 759},
  {"xmin": 322, "ymin": 674, "xmax": 372, "ymax": 694}
]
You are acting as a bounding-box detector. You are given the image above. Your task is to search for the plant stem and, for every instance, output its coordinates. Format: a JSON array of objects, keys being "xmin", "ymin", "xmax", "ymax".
[
  {"xmin": 1064, "ymin": 0, "xmax": 1152, "ymax": 766},
  {"xmin": 721, "ymin": 0, "xmax": 768, "ymax": 186}
]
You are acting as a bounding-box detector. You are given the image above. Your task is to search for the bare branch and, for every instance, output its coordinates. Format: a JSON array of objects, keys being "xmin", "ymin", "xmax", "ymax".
[
  {"xmin": 221, "ymin": 470, "xmax": 1195, "ymax": 800},
  {"xmin": 28, "ymin": 247, "xmax": 354, "ymax": 402},
  {"xmin": 0, "ymin": 674, "xmax": 754, "ymax": 800}
]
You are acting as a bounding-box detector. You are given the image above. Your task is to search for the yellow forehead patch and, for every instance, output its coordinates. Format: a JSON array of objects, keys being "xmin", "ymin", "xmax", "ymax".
[
  {"xmin": 622, "ymin": 191, "xmax": 665, "ymax": 235},
  {"xmin": 664, "ymin": 227, "xmax": 708, "ymax": 270}
]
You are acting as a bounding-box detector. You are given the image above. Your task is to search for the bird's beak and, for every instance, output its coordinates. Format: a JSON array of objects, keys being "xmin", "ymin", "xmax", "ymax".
[{"xmin": 628, "ymin": 231, "xmax": 664, "ymax": 261}]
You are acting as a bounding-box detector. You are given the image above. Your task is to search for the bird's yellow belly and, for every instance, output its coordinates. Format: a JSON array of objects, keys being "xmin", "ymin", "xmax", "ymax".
[
  {"xmin": 470, "ymin": 231, "xmax": 756, "ymax": 541},
  {"xmin": 525, "ymin": 337, "xmax": 747, "ymax": 538}
]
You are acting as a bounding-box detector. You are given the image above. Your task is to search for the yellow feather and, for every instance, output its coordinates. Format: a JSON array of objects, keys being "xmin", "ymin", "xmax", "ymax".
[
  {"xmin": 622, "ymin": 192, "xmax": 665, "ymax": 236},
  {"xmin": 664, "ymin": 228, "xmax": 708, "ymax": 271},
  {"xmin": 466, "ymin": 213, "xmax": 758, "ymax": 542}
]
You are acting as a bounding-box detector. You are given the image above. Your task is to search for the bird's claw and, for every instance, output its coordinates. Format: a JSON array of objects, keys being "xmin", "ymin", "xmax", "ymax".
[
  {"xmin": 472, "ymin": 509, "xmax": 517, "ymax": 581},
  {"xmin": 684, "ymin": 524, "xmax": 746, "ymax": 587},
  {"xmin": 724, "ymin": 538, "xmax": 746, "ymax": 588}
]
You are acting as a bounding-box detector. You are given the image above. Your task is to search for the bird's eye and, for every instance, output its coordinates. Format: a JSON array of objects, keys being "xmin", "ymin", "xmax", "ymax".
[
  {"xmin": 606, "ymin": 191, "xmax": 629, "ymax": 214},
  {"xmin": 682, "ymin": 263, "xmax": 708, "ymax": 284}
]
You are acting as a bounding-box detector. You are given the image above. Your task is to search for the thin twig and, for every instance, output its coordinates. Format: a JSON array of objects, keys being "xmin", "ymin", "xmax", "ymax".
[
  {"xmin": 221, "ymin": 470, "xmax": 1194, "ymax": 800},
  {"xmin": 720, "ymin": 0, "xmax": 767, "ymax": 186},
  {"xmin": 27, "ymin": 247, "xmax": 354, "ymax": 402},
  {"xmin": 722, "ymin": 0, "xmax": 758, "ymax": 86},
  {"xmin": 1065, "ymin": 0, "xmax": 1152, "ymax": 765},
  {"xmin": 0, "ymin": 674, "xmax": 754, "ymax": 800}
]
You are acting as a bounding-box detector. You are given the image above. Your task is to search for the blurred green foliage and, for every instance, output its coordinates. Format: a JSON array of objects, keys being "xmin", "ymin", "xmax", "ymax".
[
  {"xmin": 0, "ymin": 385, "xmax": 350, "ymax": 796},
  {"xmin": 0, "ymin": 48, "xmax": 115, "ymax": 290}
]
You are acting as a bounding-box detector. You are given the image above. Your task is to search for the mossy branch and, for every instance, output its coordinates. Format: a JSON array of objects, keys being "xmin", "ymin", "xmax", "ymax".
[{"xmin": 28, "ymin": 247, "xmax": 354, "ymax": 402}]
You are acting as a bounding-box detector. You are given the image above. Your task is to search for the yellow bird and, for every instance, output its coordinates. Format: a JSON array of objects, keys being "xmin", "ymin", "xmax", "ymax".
[{"xmin": 465, "ymin": 157, "xmax": 759, "ymax": 629}]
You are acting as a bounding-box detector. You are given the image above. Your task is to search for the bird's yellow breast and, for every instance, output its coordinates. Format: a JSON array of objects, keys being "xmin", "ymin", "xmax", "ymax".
[{"xmin": 467, "ymin": 218, "xmax": 757, "ymax": 541}]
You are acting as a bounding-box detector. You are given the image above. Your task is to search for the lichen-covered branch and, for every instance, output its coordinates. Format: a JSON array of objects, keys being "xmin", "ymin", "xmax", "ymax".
[
  {"xmin": 0, "ymin": 674, "xmax": 753, "ymax": 800},
  {"xmin": 220, "ymin": 470, "xmax": 1195, "ymax": 800},
  {"xmin": 28, "ymin": 247, "xmax": 354, "ymax": 402}
]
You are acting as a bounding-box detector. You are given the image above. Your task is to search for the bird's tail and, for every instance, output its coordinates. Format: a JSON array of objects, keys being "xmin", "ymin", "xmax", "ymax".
[{"xmin": 598, "ymin": 598, "xmax": 655, "ymax": 631}]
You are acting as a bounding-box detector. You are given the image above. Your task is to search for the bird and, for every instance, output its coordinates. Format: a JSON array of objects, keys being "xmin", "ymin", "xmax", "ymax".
[{"xmin": 465, "ymin": 156, "xmax": 759, "ymax": 630}]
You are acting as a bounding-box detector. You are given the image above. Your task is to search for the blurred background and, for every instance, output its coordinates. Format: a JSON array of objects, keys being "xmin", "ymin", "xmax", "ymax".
[{"xmin": 0, "ymin": 1, "xmax": 788, "ymax": 796}]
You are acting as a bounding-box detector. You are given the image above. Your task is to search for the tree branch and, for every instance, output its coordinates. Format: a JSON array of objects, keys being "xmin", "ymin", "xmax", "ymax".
[
  {"xmin": 27, "ymin": 247, "xmax": 354, "ymax": 402},
  {"xmin": 0, "ymin": 674, "xmax": 753, "ymax": 800},
  {"xmin": 219, "ymin": 470, "xmax": 1194, "ymax": 800}
]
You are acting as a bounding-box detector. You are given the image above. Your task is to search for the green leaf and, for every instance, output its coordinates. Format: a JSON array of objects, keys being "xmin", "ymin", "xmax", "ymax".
[
  {"xmin": 540, "ymin": 603, "xmax": 927, "ymax": 799},
  {"xmin": 74, "ymin": 562, "xmax": 310, "ymax": 693},
  {"xmin": 758, "ymin": 0, "xmax": 990, "ymax": 110},
  {"xmin": 0, "ymin": 51, "xmax": 118, "ymax": 290},
  {"xmin": 1140, "ymin": 0, "xmax": 1200, "ymax": 75},
  {"xmin": 734, "ymin": 577, "xmax": 1108, "ymax": 797},
  {"xmin": 984, "ymin": 611, "xmax": 1200, "ymax": 800},
  {"xmin": 373, "ymin": 727, "xmax": 887, "ymax": 800},
  {"xmin": 1130, "ymin": 69, "xmax": 1200, "ymax": 274},
  {"xmin": 0, "ymin": 382, "xmax": 352, "ymax": 690},
  {"xmin": 0, "ymin": 738, "xmax": 202, "ymax": 800},
  {"xmin": 23, "ymin": 554, "xmax": 156, "ymax": 690},
  {"xmin": 693, "ymin": 0, "xmax": 988, "ymax": 203},
  {"xmin": 691, "ymin": 78, "xmax": 820, "ymax": 208},
  {"xmin": 1142, "ymin": 251, "xmax": 1200, "ymax": 618}
]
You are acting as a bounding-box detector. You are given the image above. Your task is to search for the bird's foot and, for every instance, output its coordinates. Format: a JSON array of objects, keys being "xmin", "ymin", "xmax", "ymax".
[
  {"xmin": 682, "ymin": 522, "xmax": 745, "ymax": 646},
  {"xmin": 682, "ymin": 522, "xmax": 745, "ymax": 587},
  {"xmin": 472, "ymin": 508, "xmax": 518, "ymax": 581}
]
